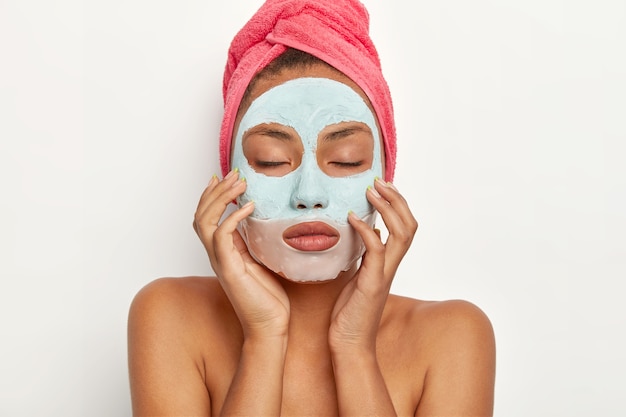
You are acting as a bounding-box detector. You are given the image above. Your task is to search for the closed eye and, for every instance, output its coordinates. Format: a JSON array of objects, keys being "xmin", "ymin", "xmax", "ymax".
[
  {"xmin": 331, "ymin": 161, "xmax": 364, "ymax": 167},
  {"xmin": 255, "ymin": 160, "xmax": 289, "ymax": 167}
]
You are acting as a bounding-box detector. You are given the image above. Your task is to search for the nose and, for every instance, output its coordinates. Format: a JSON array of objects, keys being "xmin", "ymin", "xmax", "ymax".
[{"xmin": 290, "ymin": 164, "xmax": 328, "ymax": 210}]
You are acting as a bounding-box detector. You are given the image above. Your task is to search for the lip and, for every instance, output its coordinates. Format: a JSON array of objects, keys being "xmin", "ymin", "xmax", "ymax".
[{"xmin": 282, "ymin": 221, "xmax": 340, "ymax": 252}]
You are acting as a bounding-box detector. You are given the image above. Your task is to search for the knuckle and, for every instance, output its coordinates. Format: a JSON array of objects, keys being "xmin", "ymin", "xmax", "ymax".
[
  {"xmin": 193, "ymin": 219, "xmax": 205, "ymax": 234},
  {"xmin": 393, "ymin": 229, "xmax": 414, "ymax": 245},
  {"xmin": 213, "ymin": 224, "xmax": 229, "ymax": 242},
  {"xmin": 369, "ymin": 240, "xmax": 385, "ymax": 255}
]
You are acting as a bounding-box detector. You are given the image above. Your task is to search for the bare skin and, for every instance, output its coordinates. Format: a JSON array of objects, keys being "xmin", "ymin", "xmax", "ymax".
[{"xmin": 128, "ymin": 65, "xmax": 496, "ymax": 417}]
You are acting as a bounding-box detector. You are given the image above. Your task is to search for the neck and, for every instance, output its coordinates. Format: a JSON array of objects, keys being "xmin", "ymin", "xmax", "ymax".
[{"xmin": 280, "ymin": 266, "xmax": 356, "ymax": 344}]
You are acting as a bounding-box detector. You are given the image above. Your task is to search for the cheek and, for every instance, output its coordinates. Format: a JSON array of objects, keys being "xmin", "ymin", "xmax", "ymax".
[
  {"xmin": 328, "ymin": 174, "xmax": 375, "ymax": 216},
  {"xmin": 237, "ymin": 168, "xmax": 296, "ymax": 219}
]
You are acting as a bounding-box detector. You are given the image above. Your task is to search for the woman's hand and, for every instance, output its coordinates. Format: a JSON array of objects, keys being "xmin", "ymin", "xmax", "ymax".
[
  {"xmin": 329, "ymin": 178, "xmax": 418, "ymax": 352},
  {"xmin": 193, "ymin": 169, "xmax": 290, "ymax": 340}
]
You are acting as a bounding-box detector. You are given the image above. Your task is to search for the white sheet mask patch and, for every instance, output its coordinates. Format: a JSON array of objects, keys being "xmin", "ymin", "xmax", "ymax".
[{"xmin": 232, "ymin": 77, "xmax": 383, "ymax": 282}]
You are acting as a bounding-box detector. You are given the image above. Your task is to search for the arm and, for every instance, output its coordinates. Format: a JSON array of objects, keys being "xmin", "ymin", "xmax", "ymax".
[
  {"xmin": 220, "ymin": 336, "xmax": 287, "ymax": 416},
  {"xmin": 416, "ymin": 301, "xmax": 496, "ymax": 417},
  {"xmin": 194, "ymin": 170, "xmax": 290, "ymax": 416},
  {"xmin": 330, "ymin": 179, "xmax": 418, "ymax": 416},
  {"xmin": 331, "ymin": 347, "xmax": 397, "ymax": 416},
  {"xmin": 128, "ymin": 279, "xmax": 211, "ymax": 416},
  {"xmin": 128, "ymin": 276, "xmax": 288, "ymax": 417}
]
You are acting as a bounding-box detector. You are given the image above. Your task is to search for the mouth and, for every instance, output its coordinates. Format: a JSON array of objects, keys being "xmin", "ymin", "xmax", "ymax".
[{"xmin": 282, "ymin": 221, "xmax": 340, "ymax": 252}]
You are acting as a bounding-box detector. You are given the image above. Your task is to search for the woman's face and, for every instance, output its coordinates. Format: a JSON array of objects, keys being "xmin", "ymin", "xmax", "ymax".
[{"xmin": 230, "ymin": 64, "xmax": 385, "ymax": 281}]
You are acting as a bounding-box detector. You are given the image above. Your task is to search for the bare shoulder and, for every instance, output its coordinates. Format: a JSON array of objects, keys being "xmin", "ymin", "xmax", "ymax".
[
  {"xmin": 383, "ymin": 295, "xmax": 494, "ymax": 346},
  {"xmin": 130, "ymin": 276, "xmax": 227, "ymax": 315},
  {"xmin": 128, "ymin": 277, "xmax": 239, "ymax": 415},
  {"xmin": 383, "ymin": 295, "xmax": 495, "ymax": 370},
  {"xmin": 129, "ymin": 276, "xmax": 233, "ymax": 334},
  {"xmin": 130, "ymin": 275, "xmax": 224, "ymax": 305},
  {"xmin": 381, "ymin": 295, "xmax": 496, "ymax": 416},
  {"xmin": 128, "ymin": 276, "xmax": 243, "ymax": 351}
]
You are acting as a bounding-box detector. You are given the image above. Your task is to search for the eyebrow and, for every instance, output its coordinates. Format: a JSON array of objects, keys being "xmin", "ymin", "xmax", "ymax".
[
  {"xmin": 245, "ymin": 127, "xmax": 294, "ymax": 141},
  {"xmin": 322, "ymin": 126, "xmax": 371, "ymax": 142}
]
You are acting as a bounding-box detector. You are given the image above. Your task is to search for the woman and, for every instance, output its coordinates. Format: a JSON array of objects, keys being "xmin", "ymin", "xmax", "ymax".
[{"xmin": 128, "ymin": 1, "xmax": 495, "ymax": 416}]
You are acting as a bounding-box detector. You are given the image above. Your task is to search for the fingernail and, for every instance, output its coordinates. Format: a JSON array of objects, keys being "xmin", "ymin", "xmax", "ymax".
[
  {"xmin": 241, "ymin": 200, "xmax": 254, "ymax": 209},
  {"xmin": 367, "ymin": 185, "xmax": 381, "ymax": 198},
  {"xmin": 225, "ymin": 167, "xmax": 239, "ymax": 180},
  {"xmin": 376, "ymin": 178, "xmax": 398, "ymax": 191},
  {"xmin": 375, "ymin": 177, "xmax": 390, "ymax": 186},
  {"xmin": 231, "ymin": 177, "xmax": 246, "ymax": 188},
  {"xmin": 208, "ymin": 174, "xmax": 218, "ymax": 185}
]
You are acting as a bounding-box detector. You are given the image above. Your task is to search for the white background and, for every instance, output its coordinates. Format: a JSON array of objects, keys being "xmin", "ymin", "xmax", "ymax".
[{"xmin": 1, "ymin": 0, "xmax": 624, "ymax": 415}]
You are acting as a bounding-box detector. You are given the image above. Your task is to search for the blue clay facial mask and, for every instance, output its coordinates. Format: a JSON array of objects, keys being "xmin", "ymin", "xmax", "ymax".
[{"xmin": 232, "ymin": 77, "xmax": 383, "ymax": 282}]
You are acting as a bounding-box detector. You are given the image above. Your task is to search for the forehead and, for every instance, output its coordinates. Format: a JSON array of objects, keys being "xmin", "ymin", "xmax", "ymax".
[
  {"xmin": 234, "ymin": 64, "xmax": 377, "ymax": 133},
  {"xmin": 239, "ymin": 78, "xmax": 376, "ymax": 136}
]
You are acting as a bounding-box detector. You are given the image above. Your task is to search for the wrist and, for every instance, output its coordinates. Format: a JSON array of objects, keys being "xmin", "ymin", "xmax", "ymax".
[
  {"xmin": 329, "ymin": 333, "xmax": 377, "ymax": 357},
  {"xmin": 242, "ymin": 321, "xmax": 289, "ymax": 342},
  {"xmin": 242, "ymin": 334, "xmax": 288, "ymax": 355},
  {"xmin": 330, "ymin": 343, "xmax": 377, "ymax": 362}
]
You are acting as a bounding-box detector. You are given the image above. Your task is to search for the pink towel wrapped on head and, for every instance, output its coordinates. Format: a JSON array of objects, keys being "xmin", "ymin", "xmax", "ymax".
[{"xmin": 219, "ymin": 0, "xmax": 397, "ymax": 181}]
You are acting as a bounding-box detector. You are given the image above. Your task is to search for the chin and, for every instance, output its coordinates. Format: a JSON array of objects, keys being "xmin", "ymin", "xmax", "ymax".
[{"xmin": 276, "ymin": 264, "xmax": 359, "ymax": 285}]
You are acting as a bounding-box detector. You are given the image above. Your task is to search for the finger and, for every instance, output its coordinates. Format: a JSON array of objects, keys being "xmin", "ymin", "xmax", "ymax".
[
  {"xmin": 195, "ymin": 175, "xmax": 247, "ymax": 238},
  {"xmin": 348, "ymin": 211, "xmax": 383, "ymax": 249},
  {"xmin": 374, "ymin": 179, "xmax": 418, "ymax": 233},
  {"xmin": 211, "ymin": 201, "xmax": 255, "ymax": 274},
  {"xmin": 366, "ymin": 186, "xmax": 409, "ymax": 264},
  {"xmin": 366, "ymin": 186, "xmax": 404, "ymax": 238},
  {"xmin": 215, "ymin": 201, "xmax": 255, "ymax": 252},
  {"xmin": 195, "ymin": 169, "xmax": 242, "ymax": 219},
  {"xmin": 193, "ymin": 175, "xmax": 219, "ymax": 232},
  {"xmin": 366, "ymin": 182, "xmax": 417, "ymax": 276},
  {"xmin": 212, "ymin": 202, "xmax": 280, "ymax": 298},
  {"xmin": 196, "ymin": 181, "xmax": 248, "ymax": 263},
  {"xmin": 348, "ymin": 211, "xmax": 388, "ymax": 292}
]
